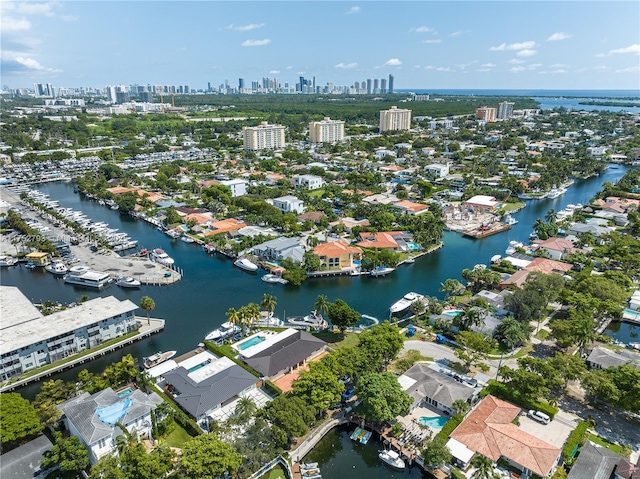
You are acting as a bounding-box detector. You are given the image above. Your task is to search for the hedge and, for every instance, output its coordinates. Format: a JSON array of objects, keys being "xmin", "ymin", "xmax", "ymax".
[
  {"xmin": 562, "ymin": 420, "xmax": 592, "ymax": 459},
  {"xmin": 204, "ymin": 340, "xmax": 263, "ymax": 378},
  {"xmin": 480, "ymin": 380, "xmax": 558, "ymax": 419},
  {"xmin": 433, "ymin": 413, "xmax": 464, "ymax": 443},
  {"xmin": 450, "ymin": 468, "xmax": 466, "ymax": 479},
  {"xmin": 150, "ymin": 385, "xmax": 202, "ymax": 437},
  {"xmin": 264, "ymin": 379, "xmax": 282, "ymax": 396}
]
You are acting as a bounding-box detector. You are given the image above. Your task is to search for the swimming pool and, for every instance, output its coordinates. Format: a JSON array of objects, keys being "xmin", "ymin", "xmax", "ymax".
[
  {"xmin": 116, "ymin": 387, "xmax": 134, "ymax": 398},
  {"xmin": 407, "ymin": 242, "xmax": 421, "ymax": 251},
  {"xmin": 239, "ymin": 335, "xmax": 266, "ymax": 350},
  {"xmin": 188, "ymin": 359, "xmax": 212, "ymax": 373},
  {"xmin": 444, "ymin": 310, "xmax": 463, "ymax": 317},
  {"xmin": 419, "ymin": 416, "xmax": 449, "ymax": 429}
]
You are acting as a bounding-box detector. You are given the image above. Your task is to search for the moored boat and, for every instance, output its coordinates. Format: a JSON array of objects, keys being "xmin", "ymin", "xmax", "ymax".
[
  {"xmin": 0, "ymin": 255, "xmax": 18, "ymax": 267},
  {"xmin": 151, "ymin": 248, "xmax": 174, "ymax": 265},
  {"xmin": 261, "ymin": 273, "xmax": 288, "ymax": 284},
  {"xmin": 205, "ymin": 321, "xmax": 240, "ymax": 342},
  {"xmin": 181, "ymin": 235, "xmax": 195, "ymax": 243},
  {"xmin": 64, "ymin": 265, "xmax": 113, "ymax": 289},
  {"xmin": 234, "ymin": 257, "xmax": 258, "ymax": 272},
  {"xmin": 369, "ymin": 266, "xmax": 395, "ymax": 277},
  {"xmin": 390, "ymin": 292, "xmax": 424, "ymax": 314},
  {"xmin": 378, "ymin": 449, "xmax": 405, "ymax": 470},
  {"xmin": 143, "ymin": 351, "xmax": 177, "ymax": 369},
  {"xmin": 116, "ymin": 276, "xmax": 141, "ymax": 288},
  {"xmin": 45, "ymin": 261, "xmax": 69, "ymax": 276}
]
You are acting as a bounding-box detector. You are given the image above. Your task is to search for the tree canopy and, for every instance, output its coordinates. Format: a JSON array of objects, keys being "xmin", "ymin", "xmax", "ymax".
[
  {"xmin": 356, "ymin": 372, "xmax": 412, "ymax": 423},
  {"xmin": 179, "ymin": 434, "xmax": 242, "ymax": 479},
  {"xmin": 0, "ymin": 393, "xmax": 43, "ymax": 448}
]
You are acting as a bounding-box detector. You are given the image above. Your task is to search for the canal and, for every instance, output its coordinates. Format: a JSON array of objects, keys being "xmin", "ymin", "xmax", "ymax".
[{"xmin": 0, "ymin": 164, "xmax": 631, "ymax": 398}]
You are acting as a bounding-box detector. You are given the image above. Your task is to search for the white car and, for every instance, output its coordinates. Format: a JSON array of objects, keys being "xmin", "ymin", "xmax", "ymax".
[{"xmin": 528, "ymin": 410, "xmax": 550, "ymax": 424}]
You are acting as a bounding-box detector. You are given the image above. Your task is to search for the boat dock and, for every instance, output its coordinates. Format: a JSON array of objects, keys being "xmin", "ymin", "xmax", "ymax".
[
  {"xmin": 462, "ymin": 222, "xmax": 512, "ymax": 239},
  {"xmin": 0, "ymin": 317, "xmax": 165, "ymax": 393}
]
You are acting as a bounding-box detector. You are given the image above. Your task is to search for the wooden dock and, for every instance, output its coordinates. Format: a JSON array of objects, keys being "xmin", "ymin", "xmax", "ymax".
[{"xmin": 462, "ymin": 222, "xmax": 512, "ymax": 239}]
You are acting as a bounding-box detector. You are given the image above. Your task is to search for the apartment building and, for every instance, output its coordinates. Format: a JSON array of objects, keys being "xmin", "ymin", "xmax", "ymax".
[
  {"xmin": 476, "ymin": 106, "xmax": 497, "ymax": 123},
  {"xmin": 242, "ymin": 121, "xmax": 287, "ymax": 150},
  {"xmin": 379, "ymin": 106, "xmax": 412, "ymax": 132},
  {"xmin": 309, "ymin": 117, "xmax": 345, "ymax": 143}
]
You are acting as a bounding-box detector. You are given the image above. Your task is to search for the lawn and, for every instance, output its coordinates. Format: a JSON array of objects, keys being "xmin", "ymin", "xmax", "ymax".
[
  {"xmin": 586, "ymin": 433, "xmax": 626, "ymax": 455},
  {"xmin": 162, "ymin": 424, "xmax": 193, "ymax": 448},
  {"xmin": 261, "ymin": 464, "xmax": 287, "ymax": 479},
  {"xmin": 534, "ymin": 329, "xmax": 550, "ymax": 341},
  {"xmin": 313, "ymin": 331, "xmax": 359, "ymax": 349}
]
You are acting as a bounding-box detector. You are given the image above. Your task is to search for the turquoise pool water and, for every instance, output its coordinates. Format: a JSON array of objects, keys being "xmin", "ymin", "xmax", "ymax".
[
  {"xmin": 116, "ymin": 387, "xmax": 134, "ymax": 398},
  {"xmin": 419, "ymin": 416, "xmax": 449, "ymax": 429},
  {"xmin": 239, "ymin": 335, "xmax": 265, "ymax": 350},
  {"xmin": 179, "ymin": 225, "xmax": 189, "ymax": 231},
  {"xmin": 624, "ymin": 309, "xmax": 640, "ymax": 319},
  {"xmin": 407, "ymin": 242, "xmax": 420, "ymax": 251},
  {"xmin": 444, "ymin": 310, "xmax": 463, "ymax": 317},
  {"xmin": 188, "ymin": 359, "xmax": 211, "ymax": 373}
]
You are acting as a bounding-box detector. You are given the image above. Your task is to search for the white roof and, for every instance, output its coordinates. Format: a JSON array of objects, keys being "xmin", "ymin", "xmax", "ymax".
[
  {"xmin": 503, "ymin": 256, "xmax": 532, "ymax": 269},
  {"xmin": 446, "ymin": 438, "xmax": 475, "ymax": 463},
  {"xmin": 146, "ymin": 360, "xmax": 178, "ymax": 378},
  {"xmin": 465, "ymin": 195, "xmax": 498, "ymax": 207},
  {"xmin": 397, "ymin": 374, "xmax": 417, "ymax": 391}
]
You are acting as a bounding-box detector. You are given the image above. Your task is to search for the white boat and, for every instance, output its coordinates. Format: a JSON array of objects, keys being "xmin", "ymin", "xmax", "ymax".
[
  {"xmin": 628, "ymin": 342, "xmax": 640, "ymax": 351},
  {"xmin": 45, "ymin": 261, "xmax": 69, "ymax": 276},
  {"xmin": 287, "ymin": 310, "xmax": 327, "ymax": 329},
  {"xmin": 205, "ymin": 321, "xmax": 240, "ymax": 342},
  {"xmin": 546, "ymin": 186, "xmax": 567, "ymax": 199},
  {"xmin": 165, "ymin": 229, "xmax": 181, "ymax": 239},
  {"xmin": 181, "ymin": 235, "xmax": 195, "ymax": 243},
  {"xmin": 234, "ymin": 257, "xmax": 258, "ymax": 272},
  {"xmin": 143, "ymin": 351, "xmax": 177, "ymax": 369},
  {"xmin": 503, "ymin": 214, "xmax": 518, "ymax": 226},
  {"xmin": 261, "ymin": 273, "xmax": 288, "ymax": 284},
  {"xmin": 490, "ymin": 254, "xmax": 502, "ymax": 264},
  {"xmin": 151, "ymin": 248, "xmax": 175, "ymax": 265},
  {"xmin": 369, "ymin": 266, "xmax": 395, "ymax": 277},
  {"xmin": 378, "ymin": 449, "xmax": 405, "ymax": 470},
  {"xmin": 390, "ymin": 292, "xmax": 424, "ymax": 314},
  {"xmin": 203, "ymin": 243, "xmax": 216, "ymax": 254},
  {"xmin": 405, "ymin": 257, "xmax": 416, "ymax": 264},
  {"xmin": 0, "ymin": 255, "xmax": 17, "ymax": 267},
  {"xmin": 116, "ymin": 276, "xmax": 141, "ymax": 288},
  {"xmin": 64, "ymin": 265, "xmax": 113, "ymax": 289}
]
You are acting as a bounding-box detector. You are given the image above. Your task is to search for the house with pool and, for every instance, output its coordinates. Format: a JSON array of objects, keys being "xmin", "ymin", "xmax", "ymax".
[
  {"xmin": 398, "ymin": 363, "xmax": 480, "ymax": 416},
  {"xmin": 58, "ymin": 387, "xmax": 163, "ymax": 464},
  {"xmin": 313, "ymin": 240, "xmax": 363, "ymax": 271}
]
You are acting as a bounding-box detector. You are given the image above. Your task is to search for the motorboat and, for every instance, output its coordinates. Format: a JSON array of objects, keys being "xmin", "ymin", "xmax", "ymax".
[
  {"xmin": 490, "ymin": 254, "xmax": 502, "ymax": 264},
  {"xmin": 261, "ymin": 273, "xmax": 288, "ymax": 284},
  {"xmin": 404, "ymin": 256, "xmax": 416, "ymax": 264},
  {"xmin": 546, "ymin": 186, "xmax": 567, "ymax": 199},
  {"xmin": 369, "ymin": 266, "xmax": 395, "ymax": 277},
  {"xmin": 234, "ymin": 257, "xmax": 258, "ymax": 272},
  {"xmin": 165, "ymin": 229, "xmax": 181, "ymax": 239},
  {"xmin": 205, "ymin": 321, "xmax": 240, "ymax": 342},
  {"xmin": 390, "ymin": 292, "xmax": 424, "ymax": 314},
  {"xmin": 503, "ymin": 214, "xmax": 518, "ymax": 226},
  {"xmin": 143, "ymin": 351, "xmax": 177, "ymax": 369},
  {"xmin": 286, "ymin": 310, "xmax": 327, "ymax": 329},
  {"xmin": 505, "ymin": 241, "xmax": 523, "ymax": 256},
  {"xmin": 0, "ymin": 255, "xmax": 17, "ymax": 267},
  {"xmin": 378, "ymin": 449, "xmax": 405, "ymax": 470},
  {"xmin": 628, "ymin": 342, "xmax": 640, "ymax": 351},
  {"xmin": 116, "ymin": 276, "xmax": 141, "ymax": 288},
  {"xmin": 151, "ymin": 248, "xmax": 174, "ymax": 265},
  {"xmin": 181, "ymin": 235, "xmax": 195, "ymax": 243},
  {"xmin": 64, "ymin": 265, "xmax": 113, "ymax": 289},
  {"xmin": 203, "ymin": 243, "xmax": 216, "ymax": 254},
  {"xmin": 45, "ymin": 261, "xmax": 69, "ymax": 276}
]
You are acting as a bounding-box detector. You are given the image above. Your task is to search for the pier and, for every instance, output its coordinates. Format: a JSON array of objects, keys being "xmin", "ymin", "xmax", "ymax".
[
  {"xmin": 462, "ymin": 222, "xmax": 512, "ymax": 239},
  {"xmin": 0, "ymin": 317, "xmax": 165, "ymax": 393}
]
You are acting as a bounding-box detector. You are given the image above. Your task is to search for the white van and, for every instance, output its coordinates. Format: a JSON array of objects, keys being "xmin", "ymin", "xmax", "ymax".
[{"xmin": 528, "ymin": 410, "xmax": 550, "ymax": 424}]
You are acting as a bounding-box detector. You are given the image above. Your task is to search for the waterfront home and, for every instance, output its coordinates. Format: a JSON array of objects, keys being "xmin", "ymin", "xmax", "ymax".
[
  {"xmin": 398, "ymin": 363, "xmax": 479, "ymax": 415},
  {"xmin": 293, "ymin": 174, "xmax": 325, "ymax": 190},
  {"xmin": 532, "ymin": 237, "xmax": 580, "ymax": 261},
  {"xmin": 566, "ymin": 441, "xmax": 639, "ymax": 479},
  {"xmin": 25, "ymin": 251, "xmax": 49, "ymax": 266},
  {"xmin": 238, "ymin": 328, "xmax": 327, "ymax": 380},
  {"xmin": 448, "ymin": 395, "xmax": 561, "ymax": 477},
  {"xmin": 567, "ymin": 222, "xmax": 612, "ymax": 239},
  {"xmin": 0, "ymin": 286, "xmax": 139, "ymax": 382},
  {"xmin": 629, "ymin": 289, "xmax": 640, "ymax": 311},
  {"xmin": 253, "ymin": 237, "xmax": 305, "ymax": 263},
  {"xmin": 523, "ymin": 257, "xmax": 573, "ymax": 275},
  {"xmin": 106, "ymin": 186, "xmax": 165, "ymax": 204},
  {"xmin": 202, "ymin": 218, "xmax": 247, "ymax": 236},
  {"xmin": 356, "ymin": 231, "xmax": 414, "ymax": 252},
  {"xmin": 586, "ymin": 347, "xmax": 640, "ymax": 371},
  {"xmin": 392, "ymin": 200, "xmax": 430, "ymax": 216},
  {"xmin": 463, "ymin": 195, "xmax": 499, "ymax": 212},
  {"xmin": 313, "ymin": 240, "xmax": 363, "ymax": 270},
  {"xmin": 269, "ymin": 195, "xmax": 305, "ymax": 213},
  {"xmin": 161, "ymin": 354, "xmax": 260, "ymax": 431},
  {"xmin": 58, "ymin": 387, "xmax": 163, "ymax": 464},
  {"xmin": 183, "ymin": 212, "xmax": 214, "ymax": 226}
]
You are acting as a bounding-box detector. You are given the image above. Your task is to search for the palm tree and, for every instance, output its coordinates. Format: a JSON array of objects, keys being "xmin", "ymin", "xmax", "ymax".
[
  {"xmin": 139, "ymin": 296, "xmax": 155, "ymax": 325},
  {"xmin": 439, "ymin": 278, "xmax": 465, "ymax": 301},
  {"xmin": 533, "ymin": 218, "xmax": 545, "ymax": 233},
  {"xmin": 545, "ymin": 208, "xmax": 557, "ymax": 223},
  {"xmin": 470, "ymin": 454, "xmax": 494, "ymax": 479},
  {"xmin": 226, "ymin": 307, "xmax": 241, "ymax": 331},
  {"xmin": 260, "ymin": 294, "xmax": 277, "ymax": 318},
  {"xmin": 452, "ymin": 399, "xmax": 471, "ymax": 415},
  {"xmin": 456, "ymin": 306, "xmax": 485, "ymax": 331},
  {"xmin": 245, "ymin": 302, "xmax": 261, "ymax": 333},
  {"xmin": 314, "ymin": 294, "xmax": 329, "ymax": 318},
  {"xmin": 234, "ymin": 396, "xmax": 257, "ymax": 424}
]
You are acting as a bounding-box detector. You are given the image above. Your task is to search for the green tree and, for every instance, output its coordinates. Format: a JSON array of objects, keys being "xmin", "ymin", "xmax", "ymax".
[
  {"xmin": 41, "ymin": 432, "xmax": 90, "ymax": 476},
  {"xmin": 357, "ymin": 322, "xmax": 405, "ymax": 370},
  {"xmin": 452, "ymin": 399, "xmax": 471, "ymax": 415},
  {"xmin": 327, "ymin": 299, "xmax": 360, "ymax": 334},
  {"xmin": 179, "ymin": 434, "xmax": 242, "ymax": 479},
  {"xmin": 454, "ymin": 306, "xmax": 487, "ymax": 331},
  {"xmin": 549, "ymin": 352, "xmax": 587, "ymax": 389},
  {"xmin": 493, "ymin": 316, "xmax": 532, "ymax": 349},
  {"xmin": 422, "ymin": 437, "xmax": 452, "ymax": 467},
  {"xmin": 139, "ymin": 296, "xmax": 155, "ymax": 325},
  {"xmin": 454, "ymin": 331, "xmax": 493, "ymax": 372},
  {"xmin": 0, "ymin": 393, "xmax": 43, "ymax": 447},
  {"xmin": 88, "ymin": 455, "xmax": 127, "ymax": 479},
  {"xmin": 260, "ymin": 293, "xmax": 277, "ymax": 317},
  {"xmin": 314, "ymin": 294, "xmax": 329, "ymax": 317},
  {"xmin": 233, "ymin": 396, "xmax": 257, "ymax": 425},
  {"xmin": 439, "ymin": 278, "xmax": 466, "ymax": 301},
  {"xmin": 292, "ymin": 361, "xmax": 344, "ymax": 414},
  {"xmin": 356, "ymin": 372, "xmax": 412, "ymax": 423},
  {"xmin": 261, "ymin": 393, "xmax": 316, "ymax": 438},
  {"xmin": 500, "ymin": 357, "xmax": 562, "ymax": 401},
  {"xmin": 471, "ymin": 454, "xmax": 494, "ymax": 479}
]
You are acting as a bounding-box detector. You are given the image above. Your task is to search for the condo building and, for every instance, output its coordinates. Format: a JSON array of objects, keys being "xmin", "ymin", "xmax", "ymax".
[
  {"xmin": 309, "ymin": 117, "xmax": 345, "ymax": 143},
  {"xmin": 242, "ymin": 122, "xmax": 287, "ymax": 150},
  {"xmin": 379, "ymin": 106, "xmax": 412, "ymax": 132},
  {"xmin": 476, "ymin": 106, "xmax": 497, "ymax": 123}
]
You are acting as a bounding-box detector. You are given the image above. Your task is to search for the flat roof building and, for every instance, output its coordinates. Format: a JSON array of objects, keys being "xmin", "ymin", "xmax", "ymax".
[
  {"xmin": 242, "ymin": 121, "xmax": 286, "ymax": 150},
  {"xmin": 379, "ymin": 106, "xmax": 412, "ymax": 132},
  {"xmin": 309, "ymin": 117, "xmax": 345, "ymax": 143}
]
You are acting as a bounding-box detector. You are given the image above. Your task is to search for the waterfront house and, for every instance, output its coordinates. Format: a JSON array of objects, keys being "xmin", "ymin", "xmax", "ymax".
[
  {"xmin": 59, "ymin": 387, "xmax": 163, "ymax": 464},
  {"xmin": 252, "ymin": 237, "xmax": 305, "ymax": 263},
  {"xmin": 269, "ymin": 195, "xmax": 305, "ymax": 213},
  {"xmin": 463, "ymin": 195, "xmax": 499, "ymax": 212},
  {"xmin": 202, "ymin": 218, "xmax": 247, "ymax": 237},
  {"xmin": 392, "ymin": 200, "xmax": 430, "ymax": 216},
  {"xmin": 523, "ymin": 258, "xmax": 573, "ymax": 275},
  {"xmin": 293, "ymin": 174, "xmax": 325, "ymax": 190},
  {"xmin": 448, "ymin": 395, "xmax": 561, "ymax": 477},
  {"xmin": 25, "ymin": 251, "xmax": 49, "ymax": 266},
  {"xmin": 356, "ymin": 231, "xmax": 414, "ymax": 251},
  {"xmin": 586, "ymin": 347, "xmax": 640, "ymax": 370},
  {"xmin": 313, "ymin": 240, "xmax": 363, "ymax": 270},
  {"xmin": 398, "ymin": 363, "xmax": 479, "ymax": 415},
  {"xmin": 532, "ymin": 237, "xmax": 580, "ymax": 261}
]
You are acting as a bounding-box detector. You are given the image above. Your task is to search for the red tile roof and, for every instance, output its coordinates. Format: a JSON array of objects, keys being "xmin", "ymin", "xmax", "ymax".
[{"xmin": 313, "ymin": 240, "xmax": 362, "ymax": 257}]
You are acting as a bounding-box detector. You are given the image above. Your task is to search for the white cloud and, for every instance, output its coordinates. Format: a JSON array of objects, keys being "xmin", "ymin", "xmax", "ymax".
[
  {"xmin": 450, "ymin": 30, "xmax": 470, "ymax": 37},
  {"xmin": 422, "ymin": 39, "xmax": 441, "ymax": 44},
  {"xmin": 286, "ymin": 66, "xmax": 293, "ymax": 70},
  {"xmin": 226, "ymin": 23, "xmax": 265, "ymax": 31},
  {"xmin": 517, "ymin": 49, "xmax": 537, "ymax": 57},
  {"xmin": 528, "ymin": 63, "xmax": 543, "ymax": 69},
  {"xmin": 384, "ymin": 58, "xmax": 402, "ymax": 66},
  {"xmin": 481, "ymin": 63, "xmax": 496, "ymax": 68},
  {"xmin": 610, "ymin": 44, "xmax": 640, "ymax": 54},
  {"xmin": 269, "ymin": 70, "xmax": 280, "ymax": 74},
  {"xmin": 1, "ymin": 15, "xmax": 31, "ymax": 32},
  {"xmin": 334, "ymin": 62, "xmax": 358, "ymax": 69},
  {"xmin": 547, "ymin": 32, "xmax": 572, "ymax": 42},
  {"xmin": 346, "ymin": 6, "xmax": 360, "ymax": 14},
  {"xmin": 508, "ymin": 59, "xmax": 525, "ymax": 64},
  {"xmin": 413, "ymin": 26, "xmax": 436, "ymax": 33},
  {"xmin": 424, "ymin": 65, "xmax": 455, "ymax": 72},
  {"xmin": 616, "ymin": 66, "xmax": 640, "ymax": 73},
  {"xmin": 510, "ymin": 66, "xmax": 526, "ymax": 73},
  {"xmin": 1, "ymin": 50, "xmax": 62, "ymax": 74},
  {"xmin": 241, "ymin": 39, "xmax": 271, "ymax": 47},
  {"xmin": 490, "ymin": 41, "xmax": 536, "ymax": 51},
  {"xmin": 594, "ymin": 53, "xmax": 606, "ymax": 58}
]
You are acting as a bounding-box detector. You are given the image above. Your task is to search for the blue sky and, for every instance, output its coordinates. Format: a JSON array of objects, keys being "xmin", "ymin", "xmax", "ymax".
[{"xmin": 2, "ymin": 1, "xmax": 639, "ymax": 90}]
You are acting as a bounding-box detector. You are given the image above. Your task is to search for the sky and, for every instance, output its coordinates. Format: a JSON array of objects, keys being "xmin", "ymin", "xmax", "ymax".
[{"xmin": 2, "ymin": 1, "xmax": 640, "ymax": 91}]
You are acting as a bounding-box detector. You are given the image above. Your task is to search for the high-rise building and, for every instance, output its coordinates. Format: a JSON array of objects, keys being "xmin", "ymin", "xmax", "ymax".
[
  {"xmin": 379, "ymin": 106, "xmax": 412, "ymax": 132},
  {"xmin": 309, "ymin": 117, "xmax": 345, "ymax": 143},
  {"xmin": 380, "ymin": 78, "xmax": 387, "ymax": 94},
  {"xmin": 367, "ymin": 79, "xmax": 372, "ymax": 94},
  {"xmin": 498, "ymin": 101, "xmax": 515, "ymax": 120},
  {"xmin": 373, "ymin": 79, "xmax": 379, "ymax": 93},
  {"xmin": 388, "ymin": 74, "xmax": 394, "ymax": 94},
  {"xmin": 242, "ymin": 122, "xmax": 287, "ymax": 150},
  {"xmin": 476, "ymin": 106, "xmax": 497, "ymax": 123},
  {"xmin": 239, "ymin": 78, "xmax": 245, "ymax": 90},
  {"xmin": 34, "ymin": 83, "xmax": 54, "ymax": 97}
]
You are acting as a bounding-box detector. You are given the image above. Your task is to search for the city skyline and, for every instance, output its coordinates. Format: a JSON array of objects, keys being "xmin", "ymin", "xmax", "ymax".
[{"xmin": 2, "ymin": 1, "xmax": 639, "ymax": 91}]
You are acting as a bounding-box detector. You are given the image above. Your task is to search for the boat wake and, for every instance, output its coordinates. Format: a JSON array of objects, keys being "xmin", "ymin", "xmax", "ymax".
[{"xmin": 360, "ymin": 314, "xmax": 379, "ymax": 327}]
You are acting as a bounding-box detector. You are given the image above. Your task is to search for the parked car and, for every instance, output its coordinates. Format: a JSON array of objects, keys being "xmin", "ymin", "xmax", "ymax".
[
  {"xmin": 528, "ymin": 410, "xmax": 550, "ymax": 424},
  {"xmin": 342, "ymin": 386, "xmax": 355, "ymax": 401}
]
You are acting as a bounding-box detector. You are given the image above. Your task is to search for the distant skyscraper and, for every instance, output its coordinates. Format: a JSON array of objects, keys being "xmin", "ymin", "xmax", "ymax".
[
  {"xmin": 239, "ymin": 78, "xmax": 245, "ymax": 90},
  {"xmin": 381, "ymin": 78, "xmax": 387, "ymax": 94},
  {"xmin": 34, "ymin": 83, "xmax": 54, "ymax": 97},
  {"xmin": 207, "ymin": 82, "xmax": 211, "ymax": 93},
  {"xmin": 309, "ymin": 117, "xmax": 345, "ymax": 143},
  {"xmin": 379, "ymin": 106, "xmax": 412, "ymax": 132},
  {"xmin": 498, "ymin": 101, "xmax": 515, "ymax": 120},
  {"xmin": 367, "ymin": 79, "xmax": 372, "ymax": 94},
  {"xmin": 388, "ymin": 74, "xmax": 394, "ymax": 94},
  {"xmin": 373, "ymin": 79, "xmax": 379, "ymax": 93}
]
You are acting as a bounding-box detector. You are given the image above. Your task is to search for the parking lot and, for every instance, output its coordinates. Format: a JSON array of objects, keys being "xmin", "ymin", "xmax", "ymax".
[{"xmin": 518, "ymin": 412, "xmax": 575, "ymax": 449}]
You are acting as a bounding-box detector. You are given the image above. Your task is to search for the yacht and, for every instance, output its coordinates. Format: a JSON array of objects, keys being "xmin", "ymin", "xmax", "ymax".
[
  {"xmin": 503, "ymin": 214, "xmax": 518, "ymax": 226},
  {"xmin": 369, "ymin": 266, "xmax": 395, "ymax": 277},
  {"xmin": 0, "ymin": 255, "xmax": 17, "ymax": 267},
  {"xmin": 378, "ymin": 449, "xmax": 405, "ymax": 470},
  {"xmin": 64, "ymin": 266, "xmax": 113, "ymax": 289},
  {"xmin": 546, "ymin": 186, "xmax": 567, "ymax": 199},
  {"xmin": 151, "ymin": 248, "xmax": 174, "ymax": 265},
  {"xmin": 143, "ymin": 351, "xmax": 177, "ymax": 369},
  {"xmin": 286, "ymin": 310, "xmax": 327, "ymax": 329},
  {"xmin": 261, "ymin": 273, "xmax": 288, "ymax": 284},
  {"xmin": 390, "ymin": 292, "xmax": 424, "ymax": 314},
  {"xmin": 205, "ymin": 322, "xmax": 240, "ymax": 342},
  {"xmin": 505, "ymin": 241, "xmax": 523, "ymax": 256},
  {"xmin": 234, "ymin": 257, "xmax": 258, "ymax": 272},
  {"xmin": 180, "ymin": 235, "xmax": 195, "ymax": 243},
  {"xmin": 45, "ymin": 261, "xmax": 69, "ymax": 276},
  {"xmin": 404, "ymin": 256, "xmax": 416, "ymax": 264},
  {"xmin": 116, "ymin": 276, "xmax": 141, "ymax": 288}
]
